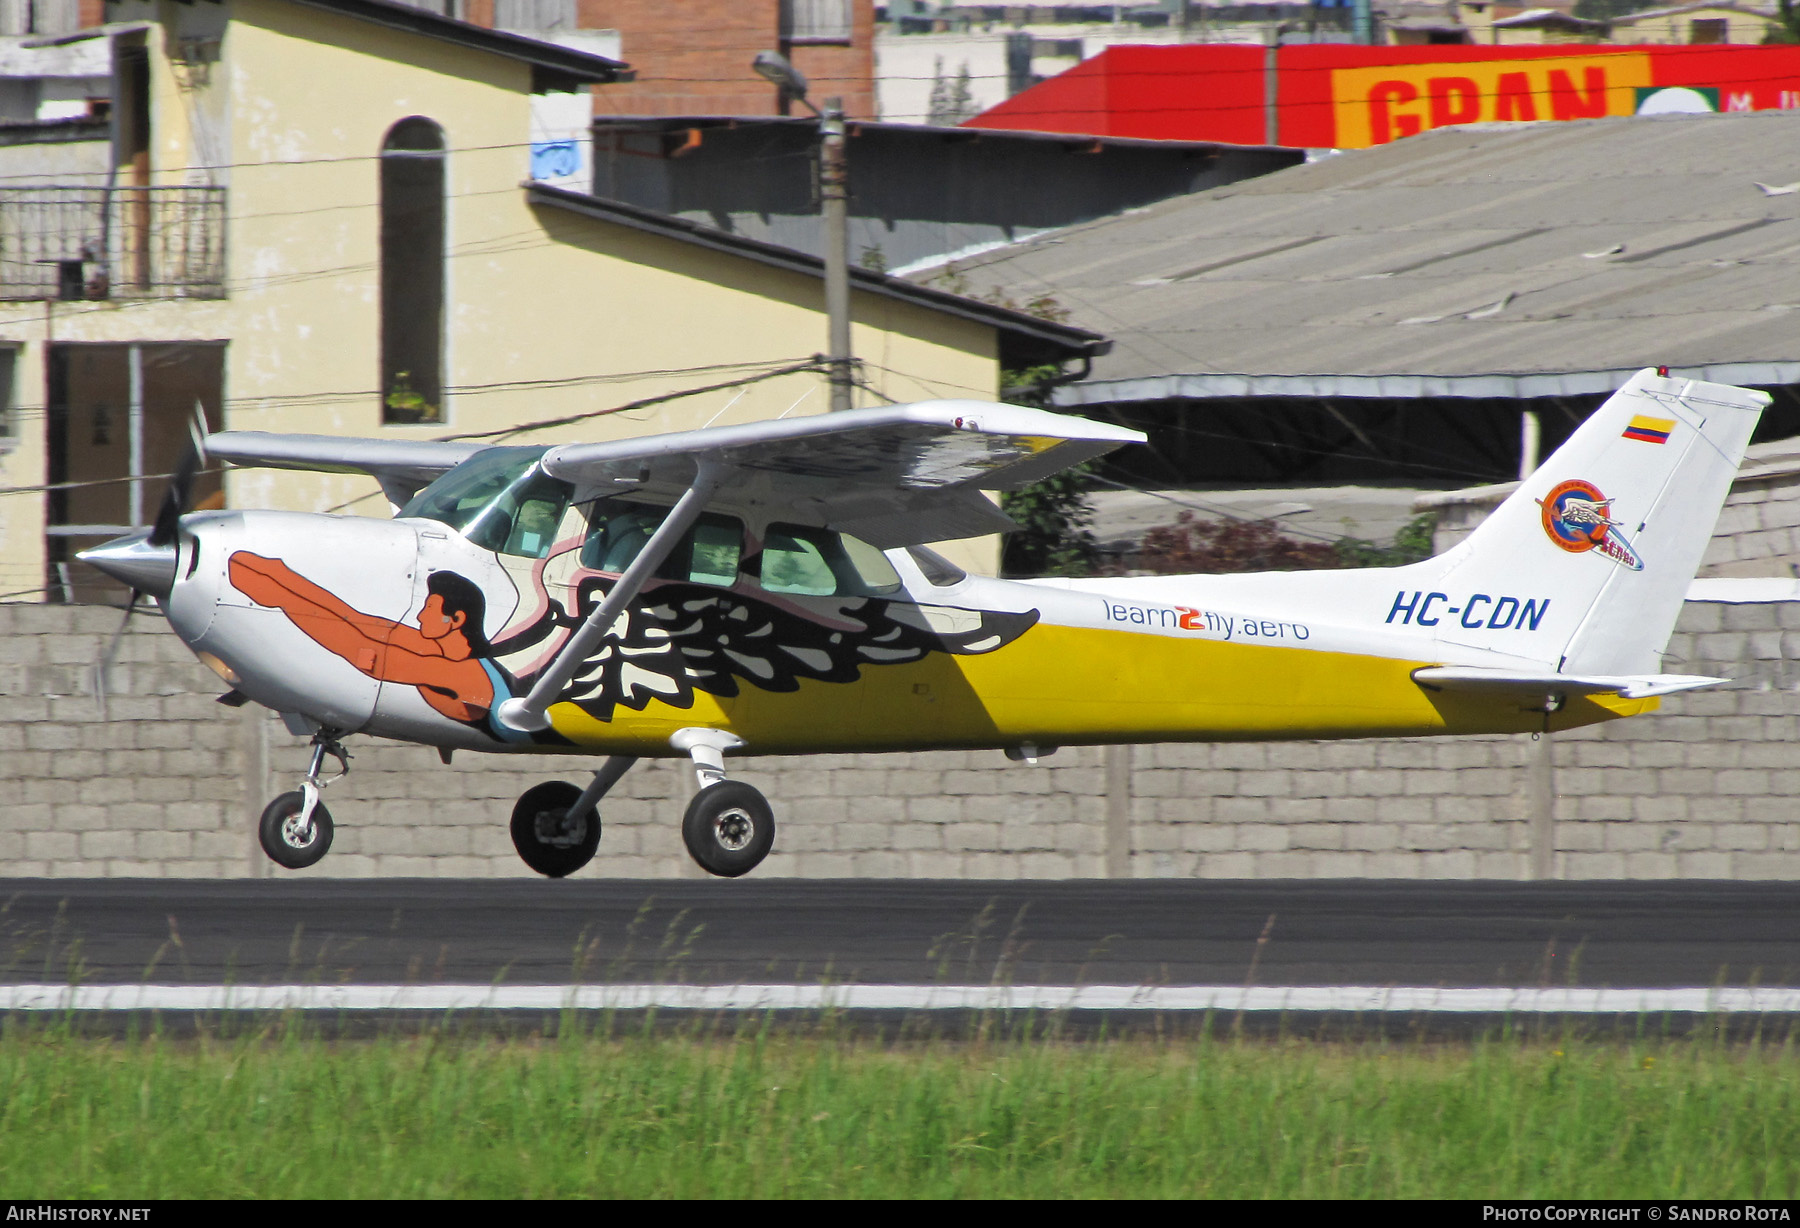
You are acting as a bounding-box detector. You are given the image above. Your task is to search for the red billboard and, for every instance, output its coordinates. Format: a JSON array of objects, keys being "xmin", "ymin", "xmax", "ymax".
[{"xmin": 969, "ymin": 43, "xmax": 1800, "ymax": 148}]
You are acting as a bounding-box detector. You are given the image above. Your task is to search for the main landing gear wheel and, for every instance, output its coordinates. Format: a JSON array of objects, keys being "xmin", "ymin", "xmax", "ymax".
[
  {"xmin": 511, "ymin": 781, "xmax": 602, "ymax": 878},
  {"xmin": 682, "ymin": 781, "xmax": 775, "ymax": 878},
  {"xmin": 258, "ymin": 790, "xmax": 334, "ymax": 870}
]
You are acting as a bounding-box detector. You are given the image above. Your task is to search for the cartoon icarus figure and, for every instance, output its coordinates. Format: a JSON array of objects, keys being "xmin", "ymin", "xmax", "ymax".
[{"xmin": 228, "ymin": 552, "xmax": 503, "ymax": 729}]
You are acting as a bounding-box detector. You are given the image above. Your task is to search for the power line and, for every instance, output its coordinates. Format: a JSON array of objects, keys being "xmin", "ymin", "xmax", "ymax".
[
  {"xmin": 0, "ymin": 359, "xmax": 836, "ymax": 508},
  {"xmin": 434, "ymin": 357, "xmax": 831, "ymax": 441},
  {"xmin": 0, "ymin": 356, "xmax": 825, "ymax": 424}
]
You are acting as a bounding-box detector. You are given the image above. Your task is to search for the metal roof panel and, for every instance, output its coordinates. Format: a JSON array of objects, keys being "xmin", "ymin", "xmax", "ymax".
[{"xmin": 913, "ymin": 112, "xmax": 1800, "ymax": 398}]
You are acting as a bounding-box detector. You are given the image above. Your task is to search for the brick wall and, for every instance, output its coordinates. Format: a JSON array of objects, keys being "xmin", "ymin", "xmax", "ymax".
[
  {"xmin": 583, "ymin": 0, "xmax": 877, "ymax": 118},
  {"xmin": 3, "ymin": 598, "xmax": 1798, "ymax": 879}
]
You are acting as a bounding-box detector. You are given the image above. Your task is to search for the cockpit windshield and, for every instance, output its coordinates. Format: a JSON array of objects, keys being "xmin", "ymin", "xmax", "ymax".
[{"xmin": 399, "ymin": 447, "xmax": 573, "ymax": 560}]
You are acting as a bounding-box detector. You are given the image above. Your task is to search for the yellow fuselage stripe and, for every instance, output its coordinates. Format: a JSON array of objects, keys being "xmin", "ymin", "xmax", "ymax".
[{"xmin": 547, "ymin": 623, "xmax": 1651, "ymax": 756}]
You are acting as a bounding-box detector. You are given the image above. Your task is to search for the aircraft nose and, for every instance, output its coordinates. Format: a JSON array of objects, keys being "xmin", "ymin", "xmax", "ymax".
[{"xmin": 77, "ymin": 530, "xmax": 178, "ymax": 600}]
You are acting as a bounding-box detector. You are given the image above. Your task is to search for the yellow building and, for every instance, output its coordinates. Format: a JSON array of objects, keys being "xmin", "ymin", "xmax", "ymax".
[
  {"xmin": 0, "ymin": 0, "xmax": 1103, "ymax": 601},
  {"xmin": 1608, "ymin": 2, "xmax": 1783, "ymax": 44}
]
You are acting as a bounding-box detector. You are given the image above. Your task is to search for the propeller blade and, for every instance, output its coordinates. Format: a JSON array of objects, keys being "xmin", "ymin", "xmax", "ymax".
[
  {"xmin": 93, "ymin": 588, "xmax": 140, "ymax": 719},
  {"xmin": 147, "ymin": 404, "xmax": 210, "ymax": 548}
]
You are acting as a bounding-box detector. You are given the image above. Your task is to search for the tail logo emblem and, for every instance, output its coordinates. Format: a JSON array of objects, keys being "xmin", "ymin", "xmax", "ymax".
[{"xmin": 1538, "ymin": 479, "xmax": 1645, "ymax": 571}]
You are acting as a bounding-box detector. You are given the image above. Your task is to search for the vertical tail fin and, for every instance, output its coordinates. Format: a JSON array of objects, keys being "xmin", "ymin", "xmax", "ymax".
[{"xmin": 1413, "ymin": 369, "xmax": 1767, "ymax": 675}]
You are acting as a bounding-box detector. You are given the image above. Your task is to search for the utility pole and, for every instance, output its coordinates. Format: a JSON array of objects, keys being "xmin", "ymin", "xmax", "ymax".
[
  {"xmin": 819, "ymin": 97, "xmax": 852, "ymax": 412},
  {"xmin": 753, "ymin": 52, "xmax": 855, "ymax": 412}
]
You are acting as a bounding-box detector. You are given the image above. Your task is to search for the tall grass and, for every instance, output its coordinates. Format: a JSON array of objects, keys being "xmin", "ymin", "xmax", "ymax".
[{"xmin": 0, "ymin": 1019, "xmax": 1794, "ymax": 1198}]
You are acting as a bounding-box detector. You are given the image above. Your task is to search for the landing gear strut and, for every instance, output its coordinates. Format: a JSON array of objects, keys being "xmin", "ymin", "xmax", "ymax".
[
  {"xmin": 510, "ymin": 755, "xmax": 635, "ymax": 878},
  {"xmin": 673, "ymin": 728, "xmax": 775, "ymax": 878},
  {"xmin": 258, "ymin": 730, "xmax": 350, "ymax": 870}
]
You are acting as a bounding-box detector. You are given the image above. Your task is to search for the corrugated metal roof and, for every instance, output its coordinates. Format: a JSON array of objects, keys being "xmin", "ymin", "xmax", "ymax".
[{"xmin": 916, "ymin": 112, "xmax": 1800, "ymax": 401}]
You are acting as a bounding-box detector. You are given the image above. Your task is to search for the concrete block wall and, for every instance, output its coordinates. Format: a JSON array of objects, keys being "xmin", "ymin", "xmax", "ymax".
[
  {"xmin": 1425, "ymin": 444, "xmax": 1800, "ymax": 578},
  {"xmin": 1696, "ymin": 465, "xmax": 1800, "ymax": 578},
  {"xmin": 2, "ymin": 599, "xmax": 1799, "ymax": 879}
]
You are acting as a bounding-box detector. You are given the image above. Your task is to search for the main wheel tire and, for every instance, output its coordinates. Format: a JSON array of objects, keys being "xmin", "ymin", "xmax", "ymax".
[
  {"xmin": 258, "ymin": 790, "xmax": 334, "ymax": 869},
  {"xmin": 681, "ymin": 781, "xmax": 775, "ymax": 878},
  {"xmin": 510, "ymin": 781, "xmax": 601, "ymax": 878}
]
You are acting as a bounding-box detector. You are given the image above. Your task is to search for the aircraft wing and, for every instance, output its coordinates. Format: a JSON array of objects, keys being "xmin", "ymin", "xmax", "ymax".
[
  {"xmin": 540, "ymin": 400, "xmax": 1145, "ymax": 547},
  {"xmin": 206, "ymin": 433, "xmax": 490, "ymax": 506},
  {"xmin": 1413, "ymin": 666, "xmax": 1725, "ymax": 701}
]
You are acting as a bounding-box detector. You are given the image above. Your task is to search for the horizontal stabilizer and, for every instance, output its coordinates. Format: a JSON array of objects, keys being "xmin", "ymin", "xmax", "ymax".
[
  {"xmin": 1413, "ymin": 666, "xmax": 1725, "ymax": 701},
  {"xmin": 1687, "ymin": 577, "xmax": 1800, "ymax": 604}
]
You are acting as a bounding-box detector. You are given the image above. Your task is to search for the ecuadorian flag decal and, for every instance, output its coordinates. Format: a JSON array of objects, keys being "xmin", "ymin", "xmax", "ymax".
[{"xmin": 1623, "ymin": 415, "xmax": 1676, "ymax": 444}]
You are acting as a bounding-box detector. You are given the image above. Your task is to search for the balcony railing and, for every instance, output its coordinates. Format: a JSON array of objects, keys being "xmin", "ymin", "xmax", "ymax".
[{"xmin": 0, "ymin": 185, "xmax": 226, "ymax": 301}]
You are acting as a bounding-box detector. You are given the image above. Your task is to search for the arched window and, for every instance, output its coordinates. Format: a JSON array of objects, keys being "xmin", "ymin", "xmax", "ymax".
[{"xmin": 380, "ymin": 117, "xmax": 445, "ymax": 424}]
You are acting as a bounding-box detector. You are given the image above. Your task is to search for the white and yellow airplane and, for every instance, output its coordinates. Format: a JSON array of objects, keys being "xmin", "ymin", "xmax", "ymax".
[{"xmin": 78, "ymin": 368, "xmax": 1767, "ymax": 878}]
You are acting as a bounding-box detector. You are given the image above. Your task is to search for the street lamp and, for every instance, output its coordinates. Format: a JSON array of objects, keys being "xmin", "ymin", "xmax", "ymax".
[{"xmin": 753, "ymin": 51, "xmax": 852, "ymax": 412}]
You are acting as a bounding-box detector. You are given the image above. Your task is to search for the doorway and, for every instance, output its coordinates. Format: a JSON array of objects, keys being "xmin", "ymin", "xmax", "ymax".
[{"xmin": 49, "ymin": 341, "xmax": 224, "ymax": 603}]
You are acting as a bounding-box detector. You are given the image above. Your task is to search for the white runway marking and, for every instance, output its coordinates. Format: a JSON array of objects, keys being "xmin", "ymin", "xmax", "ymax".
[{"xmin": 4, "ymin": 984, "xmax": 1800, "ymax": 1014}]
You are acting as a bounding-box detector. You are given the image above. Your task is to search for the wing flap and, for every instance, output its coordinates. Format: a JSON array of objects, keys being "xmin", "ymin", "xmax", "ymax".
[
  {"xmin": 827, "ymin": 487, "xmax": 1019, "ymax": 549},
  {"xmin": 1413, "ymin": 666, "xmax": 1725, "ymax": 701}
]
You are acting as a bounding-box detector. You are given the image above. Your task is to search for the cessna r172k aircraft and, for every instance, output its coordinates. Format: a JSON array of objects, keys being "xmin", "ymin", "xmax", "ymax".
[{"xmin": 78, "ymin": 368, "xmax": 1767, "ymax": 878}]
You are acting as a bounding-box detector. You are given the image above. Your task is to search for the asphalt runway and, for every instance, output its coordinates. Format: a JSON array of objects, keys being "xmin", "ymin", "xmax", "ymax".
[{"xmin": 1, "ymin": 878, "xmax": 1796, "ymax": 990}]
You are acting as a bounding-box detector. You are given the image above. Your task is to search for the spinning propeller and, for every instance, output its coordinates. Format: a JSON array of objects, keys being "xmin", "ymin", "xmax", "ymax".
[
  {"xmin": 84, "ymin": 406, "xmax": 212, "ymax": 715},
  {"xmin": 149, "ymin": 409, "xmax": 209, "ymax": 549}
]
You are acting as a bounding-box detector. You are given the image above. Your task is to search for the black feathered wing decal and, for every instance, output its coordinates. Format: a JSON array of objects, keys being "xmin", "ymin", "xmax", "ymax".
[{"xmin": 546, "ymin": 580, "xmax": 1038, "ymax": 719}]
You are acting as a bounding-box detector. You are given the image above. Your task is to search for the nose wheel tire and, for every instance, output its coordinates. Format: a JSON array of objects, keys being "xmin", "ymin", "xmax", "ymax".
[
  {"xmin": 258, "ymin": 791, "xmax": 334, "ymax": 870},
  {"xmin": 510, "ymin": 781, "xmax": 602, "ymax": 878},
  {"xmin": 682, "ymin": 781, "xmax": 775, "ymax": 878}
]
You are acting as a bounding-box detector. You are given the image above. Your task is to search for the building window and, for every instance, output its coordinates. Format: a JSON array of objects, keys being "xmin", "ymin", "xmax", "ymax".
[
  {"xmin": 1689, "ymin": 18, "xmax": 1728, "ymax": 42},
  {"xmin": 0, "ymin": 0, "xmax": 80, "ymax": 37},
  {"xmin": 782, "ymin": 0, "xmax": 853, "ymax": 44},
  {"xmin": 385, "ymin": 0, "xmax": 467, "ymax": 17},
  {"xmin": 495, "ymin": 0, "xmax": 574, "ymax": 30},
  {"xmin": 380, "ymin": 117, "xmax": 446, "ymax": 425},
  {"xmin": 0, "ymin": 347, "xmax": 15, "ymax": 441}
]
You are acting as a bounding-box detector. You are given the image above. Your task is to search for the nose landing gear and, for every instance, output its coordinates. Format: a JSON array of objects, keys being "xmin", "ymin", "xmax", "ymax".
[{"xmin": 258, "ymin": 730, "xmax": 350, "ymax": 870}]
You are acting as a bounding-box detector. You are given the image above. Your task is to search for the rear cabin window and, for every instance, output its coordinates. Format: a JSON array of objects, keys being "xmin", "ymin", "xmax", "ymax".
[
  {"xmin": 581, "ymin": 499, "xmax": 744, "ymax": 587},
  {"xmin": 760, "ymin": 523, "xmax": 901, "ymax": 597},
  {"xmin": 905, "ymin": 544, "xmax": 967, "ymax": 587}
]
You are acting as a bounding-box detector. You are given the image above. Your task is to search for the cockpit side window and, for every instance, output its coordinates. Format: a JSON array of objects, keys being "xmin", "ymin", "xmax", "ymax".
[
  {"xmin": 464, "ymin": 469, "xmax": 573, "ymax": 560},
  {"xmin": 400, "ymin": 447, "xmax": 544, "ymax": 533},
  {"xmin": 399, "ymin": 448, "xmax": 572, "ymax": 560},
  {"xmin": 581, "ymin": 498, "xmax": 744, "ymax": 587},
  {"xmin": 760, "ymin": 523, "xmax": 901, "ymax": 597}
]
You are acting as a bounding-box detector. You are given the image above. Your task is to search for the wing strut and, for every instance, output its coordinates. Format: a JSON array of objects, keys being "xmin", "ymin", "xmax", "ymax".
[{"xmin": 494, "ymin": 459, "xmax": 725, "ymax": 735}]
